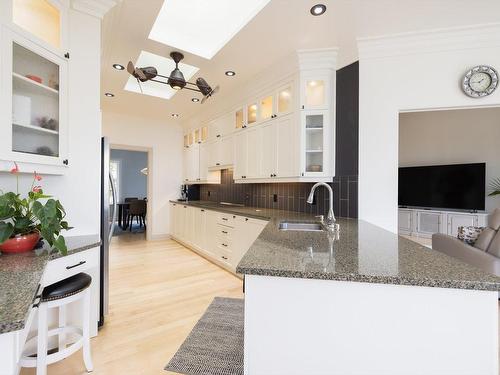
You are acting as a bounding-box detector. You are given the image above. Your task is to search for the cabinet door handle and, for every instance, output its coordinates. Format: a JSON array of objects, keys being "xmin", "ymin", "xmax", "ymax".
[
  {"xmin": 222, "ymin": 217, "xmax": 228, "ymax": 221},
  {"xmin": 63, "ymin": 159, "xmax": 69, "ymax": 166},
  {"xmin": 222, "ymin": 230, "xmax": 228, "ymax": 234},
  {"xmin": 216, "ymin": 163, "xmax": 220, "ymax": 166},
  {"xmin": 216, "ymin": 134, "xmax": 221, "ymax": 138},
  {"xmin": 222, "ymin": 243, "xmax": 228, "ymax": 247},
  {"xmin": 66, "ymin": 260, "xmax": 86, "ymax": 270},
  {"xmin": 245, "ymin": 218, "xmax": 249, "ymax": 221},
  {"xmin": 222, "ymin": 256, "xmax": 228, "ymax": 260},
  {"xmin": 201, "ymin": 209, "xmax": 205, "ymax": 212}
]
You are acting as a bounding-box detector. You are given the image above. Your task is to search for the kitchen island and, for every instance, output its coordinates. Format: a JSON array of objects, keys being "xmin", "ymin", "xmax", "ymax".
[
  {"xmin": 237, "ymin": 217, "xmax": 500, "ymax": 375},
  {"xmin": 0, "ymin": 235, "xmax": 100, "ymax": 375}
]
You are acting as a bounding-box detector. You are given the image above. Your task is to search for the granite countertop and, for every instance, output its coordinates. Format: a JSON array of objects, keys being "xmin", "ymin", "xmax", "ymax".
[
  {"xmin": 0, "ymin": 235, "xmax": 100, "ymax": 334},
  {"xmin": 172, "ymin": 200, "xmax": 500, "ymax": 292}
]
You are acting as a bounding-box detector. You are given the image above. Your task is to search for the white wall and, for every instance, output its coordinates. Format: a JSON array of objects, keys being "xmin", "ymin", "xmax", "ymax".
[
  {"xmin": 102, "ymin": 111, "xmax": 183, "ymax": 239},
  {"xmin": 399, "ymin": 108, "xmax": 500, "ymax": 213},
  {"xmin": 0, "ymin": 10, "xmax": 102, "ymax": 237},
  {"xmin": 358, "ymin": 24, "xmax": 500, "ymax": 232}
]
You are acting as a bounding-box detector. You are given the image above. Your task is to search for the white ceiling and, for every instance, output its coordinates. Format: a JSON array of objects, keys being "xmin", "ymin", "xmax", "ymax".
[{"xmin": 101, "ymin": 0, "xmax": 500, "ymax": 123}]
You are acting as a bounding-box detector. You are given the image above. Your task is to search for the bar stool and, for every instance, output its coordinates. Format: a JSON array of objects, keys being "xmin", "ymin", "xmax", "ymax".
[{"xmin": 19, "ymin": 273, "xmax": 94, "ymax": 375}]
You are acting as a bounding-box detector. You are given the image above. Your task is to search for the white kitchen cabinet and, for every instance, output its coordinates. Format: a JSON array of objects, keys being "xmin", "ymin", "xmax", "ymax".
[
  {"xmin": 233, "ymin": 131, "xmax": 248, "ymax": 179},
  {"xmin": 184, "ymin": 49, "xmax": 336, "ymax": 184},
  {"xmin": 170, "ymin": 205, "xmax": 269, "ymax": 275},
  {"xmin": 246, "ymin": 127, "xmax": 262, "ymax": 179},
  {"xmin": 232, "ymin": 216, "xmax": 267, "ymax": 269},
  {"xmin": 169, "ymin": 202, "xmax": 178, "ymax": 236},
  {"xmin": 182, "ymin": 145, "xmax": 199, "ymax": 183},
  {"xmin": 261, "ymin": 122, "xmax": 277, "ymax": 178},
  {"xmin": 0, "ymin": 27, "xmax": 69, "ymax": 174},
  {"xmin": 300, "ymin": 71, "xmax": 332, "ymax": 111},
  {"xmin": 301, "ymin": 109, "xmax": 333, "ymax": 178},
  {"xmin": 183, "ymin": 137, "xmax": 220, "ymax": 184}
]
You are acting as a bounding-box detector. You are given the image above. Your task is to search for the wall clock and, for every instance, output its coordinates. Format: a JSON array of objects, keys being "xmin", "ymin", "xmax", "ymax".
[{"xmin": 462, "ymin": 65, "xmax": 498, "ymax": 98}]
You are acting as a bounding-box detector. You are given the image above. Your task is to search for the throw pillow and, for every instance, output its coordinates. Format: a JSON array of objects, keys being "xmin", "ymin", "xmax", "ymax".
[
  {"xmin": 457, "ymin": 226, "xmax": 484, "ymax": 246},
  {"xmin": 474, "ymin": 228, "xmax": 497, "ymax": 251}
]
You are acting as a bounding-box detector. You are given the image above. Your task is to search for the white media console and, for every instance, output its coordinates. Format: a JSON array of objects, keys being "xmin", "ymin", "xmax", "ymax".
[{"xmin": 398, "ymin": 208, "xmax": 489, "ymax": 238}]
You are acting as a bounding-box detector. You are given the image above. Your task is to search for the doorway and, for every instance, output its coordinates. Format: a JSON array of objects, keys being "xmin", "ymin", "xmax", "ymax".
[{"xmin": 110, "ymin": 145, "xmax": 152, "ymax": 240}]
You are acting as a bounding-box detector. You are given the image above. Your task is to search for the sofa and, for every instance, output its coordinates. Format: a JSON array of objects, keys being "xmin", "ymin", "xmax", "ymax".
[{"xmin": 432, "ymin": 208, "xmax": 500, "ymax": 276}]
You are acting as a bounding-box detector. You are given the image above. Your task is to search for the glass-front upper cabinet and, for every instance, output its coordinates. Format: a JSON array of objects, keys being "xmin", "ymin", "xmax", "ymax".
[
  {"xmin": 7, "ymin": 0, "xmax": 67, "ymax": 55},
  {"xmin": 300, "ymin": 72, "xmax": 331, "ymax": 110},
  {"xmin": 0, "ymin": 30, "xmax": 68, "ymax": 166},
  {"xmin": 247, "ymin": 102, "xmax": 258, "ymax": 126},
  {"xmin": 302, "ymin": 111, "xmax": 329, "ymax": 175},
  {"xmin": 235, "ymin": 108, "xmax": 244, "ymax": 129},
  {"xmin": 276, "ymin": 85, "xmax": 292, "ymax": 116},
  {"xmin": 259, "ymin": 95, "xmax": 273, "ymax": 122}
]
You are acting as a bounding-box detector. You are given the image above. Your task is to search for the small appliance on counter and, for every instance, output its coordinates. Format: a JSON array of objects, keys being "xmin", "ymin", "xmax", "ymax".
[{"xmin": 180, "ymin": 184, "xmax": 200, "ymax": 201}]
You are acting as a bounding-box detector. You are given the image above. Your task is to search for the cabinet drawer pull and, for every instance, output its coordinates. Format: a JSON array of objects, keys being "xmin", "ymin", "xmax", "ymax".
[
  {"xmin": 222, "ymin": 230, "xmax": 228, "ymax": 234},
  {"xmin": 216, "ymin": 163, "xmax": 220, "ymax": 166},
  {"xmin": 222, "ymin": 243, "xmax": 228, "ymax": 247},
  {"xmin": 222, "ymin": 256, "xmax": 228, "ymax": 260},
  {"xmin": 66, "ymin": 260, "xmax": 86, "ymax": 270},
  {"xmin": 222, "ymin": 217, "xmax": 228, "ymax": 221},
  {"xmin": 201, "ymin": 209, "xmax": 205, "ymax": 212}
]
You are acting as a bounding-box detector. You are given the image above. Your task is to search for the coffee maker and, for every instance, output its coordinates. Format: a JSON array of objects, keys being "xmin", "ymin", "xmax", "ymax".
[{"xmin": 180, "ymin": 184, "xmax": 200, "ymax": 202}]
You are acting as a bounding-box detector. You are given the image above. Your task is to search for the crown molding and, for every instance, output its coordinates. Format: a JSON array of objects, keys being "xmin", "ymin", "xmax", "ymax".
[
  {"xmin": 358, "ymin": 23, "xmax": 500, "ymax": 60},
  {"xmin": 71, "ymin": 0, "xmax": 121, "ymax": 19},
  {"xmin": 297, "ymin": 47, "xmax": 339, "ymax": 70}
]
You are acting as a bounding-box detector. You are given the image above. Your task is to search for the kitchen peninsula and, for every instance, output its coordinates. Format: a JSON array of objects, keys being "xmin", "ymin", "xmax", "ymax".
[
  {"xmin": 237, "ymin": 216, "xmax": 500, "ymax": 375},
  {"xmin": 0, "ymin": 235, "xmax": 100, "ymax": 375}
]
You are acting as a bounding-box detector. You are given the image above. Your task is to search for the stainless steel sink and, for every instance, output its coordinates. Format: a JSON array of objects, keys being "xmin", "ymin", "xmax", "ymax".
[{"xmin": 278, "ymin": 221, "xmax": 324, "ymax": 232}]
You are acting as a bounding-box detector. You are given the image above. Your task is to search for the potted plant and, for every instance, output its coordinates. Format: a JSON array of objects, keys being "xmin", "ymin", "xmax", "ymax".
[
  {"xmin": 489, "ymin": 178, "xmax": 500, "ymax": 197},
  {"xmin": 0, "ymin": 163, "xmax": 71, "ymax": 254}
]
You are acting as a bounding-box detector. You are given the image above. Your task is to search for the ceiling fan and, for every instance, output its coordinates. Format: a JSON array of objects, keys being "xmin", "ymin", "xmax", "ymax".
[{"xmin": 127, "ymin": 51, "xmax": 219, "ymax": 103}]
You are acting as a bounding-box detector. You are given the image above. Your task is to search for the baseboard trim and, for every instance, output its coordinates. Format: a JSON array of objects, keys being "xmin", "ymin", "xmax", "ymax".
[{"xmin": 149, "ymin": 233, "xmax": 171, "ymax": 241}]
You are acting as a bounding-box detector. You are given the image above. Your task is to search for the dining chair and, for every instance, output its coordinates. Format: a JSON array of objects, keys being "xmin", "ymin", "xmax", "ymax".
[{"xmin": 128, "ymin": 200, "xmax": 147, "ymax": 232}]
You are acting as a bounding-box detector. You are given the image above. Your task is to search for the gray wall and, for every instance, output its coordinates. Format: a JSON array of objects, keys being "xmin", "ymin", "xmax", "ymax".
[
  {"xmin": 110, "ymin": 149, "xmax": 147, "ymax": 202},
  {"xmin": 399, "ymin": 107, "xmax": 500, "ymax": 213}
]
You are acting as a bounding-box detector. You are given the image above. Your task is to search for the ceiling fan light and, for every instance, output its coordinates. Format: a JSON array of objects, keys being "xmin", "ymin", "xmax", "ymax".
[{"xmin": 168, "ymin": 67, "xmax": 186, "ymax": 90}]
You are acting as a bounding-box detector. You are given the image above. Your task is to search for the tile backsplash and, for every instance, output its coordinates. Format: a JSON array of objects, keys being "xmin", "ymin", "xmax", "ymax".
[{"xmin": 199, "ymin": 169, "xmax": 358, "ymax": 218}]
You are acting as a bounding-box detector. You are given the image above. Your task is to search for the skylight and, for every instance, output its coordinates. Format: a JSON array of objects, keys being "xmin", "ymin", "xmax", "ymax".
[
  {"xmin": 148, "ymin": 0, "xmax": 272, "ymax": 60},
  {"xmin": 124, "ymin": 51, "xmax": 199, "ymax": 100}
]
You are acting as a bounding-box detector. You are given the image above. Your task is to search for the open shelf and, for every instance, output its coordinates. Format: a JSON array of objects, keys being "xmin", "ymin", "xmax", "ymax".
[
  {"xmin": 13, "ymin": 122, "xmax": 59, "ymax": 135},
  {"xmin": 12, "ymin": 72, "xmax": 59, "ymax": 96}
]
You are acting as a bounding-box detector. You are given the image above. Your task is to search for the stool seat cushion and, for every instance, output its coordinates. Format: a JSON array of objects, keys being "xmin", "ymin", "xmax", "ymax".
[{"xmin": 41, "ymin": 273, "xmax": 92, "ymax": 302}]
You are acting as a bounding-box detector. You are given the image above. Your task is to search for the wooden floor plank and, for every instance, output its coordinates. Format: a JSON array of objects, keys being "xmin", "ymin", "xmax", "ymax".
[{"xmin": 20, "ymin": 234, "xmax": 243, "ymax": 375}]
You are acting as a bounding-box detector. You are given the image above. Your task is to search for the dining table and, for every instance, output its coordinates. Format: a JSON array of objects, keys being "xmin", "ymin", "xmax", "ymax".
[{"xmin": 116, "ymin": 202, "xmax": 130, "ymax": 230}]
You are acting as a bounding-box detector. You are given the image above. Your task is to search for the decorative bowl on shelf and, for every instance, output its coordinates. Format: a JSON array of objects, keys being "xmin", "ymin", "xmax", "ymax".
[
  {"xmin": 25, "ymin": 75, "xmax": 42, "ymax": 84},
  {"xmin": 309, "ymin": 165, "xmax": 322, "ymax": 172}
]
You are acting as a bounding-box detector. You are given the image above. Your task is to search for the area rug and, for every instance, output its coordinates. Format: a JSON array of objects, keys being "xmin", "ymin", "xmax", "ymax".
[{"xmin": 165, "ymin": 297, "xmax": 244, "ymax": 375}]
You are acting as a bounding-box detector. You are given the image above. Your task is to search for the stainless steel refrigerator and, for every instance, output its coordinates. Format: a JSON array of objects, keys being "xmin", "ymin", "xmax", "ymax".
[{"xmin": 99, "ymin": 137, "xmax": 117, "ymax": 327}]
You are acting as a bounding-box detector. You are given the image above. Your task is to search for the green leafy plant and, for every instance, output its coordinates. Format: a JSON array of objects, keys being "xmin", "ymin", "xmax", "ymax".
[
  {"xmin": 489, "ymin": 177, "xmax": 500, "ymax": 197},
  {"xmin": 0, "ymin": 163, "xmax": 71, "ymax": 254}
]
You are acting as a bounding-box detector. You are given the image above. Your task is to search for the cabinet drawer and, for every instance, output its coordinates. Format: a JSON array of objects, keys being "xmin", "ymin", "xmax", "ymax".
[
  {"xmin": 42, "ymin": 247, "xmax": 99, "ymax": 286},
  {"xmin": 217, "ymin": 213, "xmax": 235, "ymax": 227}
]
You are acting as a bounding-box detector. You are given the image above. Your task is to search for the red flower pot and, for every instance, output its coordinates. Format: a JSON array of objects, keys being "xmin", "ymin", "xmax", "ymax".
[{"xmin": 0, "ymin": 232, "xmax": 40, "ymax": 254}]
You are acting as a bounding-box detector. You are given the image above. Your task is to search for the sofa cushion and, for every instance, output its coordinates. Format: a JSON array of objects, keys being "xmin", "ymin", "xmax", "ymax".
[
  {"xmin": 457, "ymin": 226, "xmax": 484, "ymax": 245},
  {"xmin": 487, "ymin": 231, "xmax": 500, "ymax": 258},
  {"xmin": 474, "ymin": 228, "xmax": 497, "ymax": 251},
  {"xmin": 489, "ymin": 208, "xmax": 500, "ymax": 231}
]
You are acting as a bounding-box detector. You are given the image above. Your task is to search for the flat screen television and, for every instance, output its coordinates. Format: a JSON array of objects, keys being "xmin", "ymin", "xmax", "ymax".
[{"xmin": 398, "ymin": 163, "xmax": 486, "ymax": 211}]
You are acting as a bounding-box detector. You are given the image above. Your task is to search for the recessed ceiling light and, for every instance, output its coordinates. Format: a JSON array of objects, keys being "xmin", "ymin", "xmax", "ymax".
[
  {"xmin": 191, "ymin": 98, "xmax": 200, "ymax": 103},
  {"xmin": 225, "ymin": 70, "xmax": 236, "ymax": 77},
  {"xmin": 112, "ymin": 63, "xmax": 125, "ymax": 70},
  {"xmin": 149, "ymin": 0, "xmax": 272, "ymax": 59},
  {"xmin": 104, "ymin": 92, "xmax": 114, "ymax": 97},
  {"xmin": 310, "ymin": 4, "xmax": 326, "ymax": 16},
  {"xmin": 171, "ymin": 113, "xmax": 180, "ymax": 118}
]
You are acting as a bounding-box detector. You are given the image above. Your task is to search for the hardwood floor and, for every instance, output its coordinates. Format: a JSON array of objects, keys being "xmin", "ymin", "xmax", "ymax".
[{"xmin": 21, "ymin": 234, "xmax": 243, "ymax": 375}]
